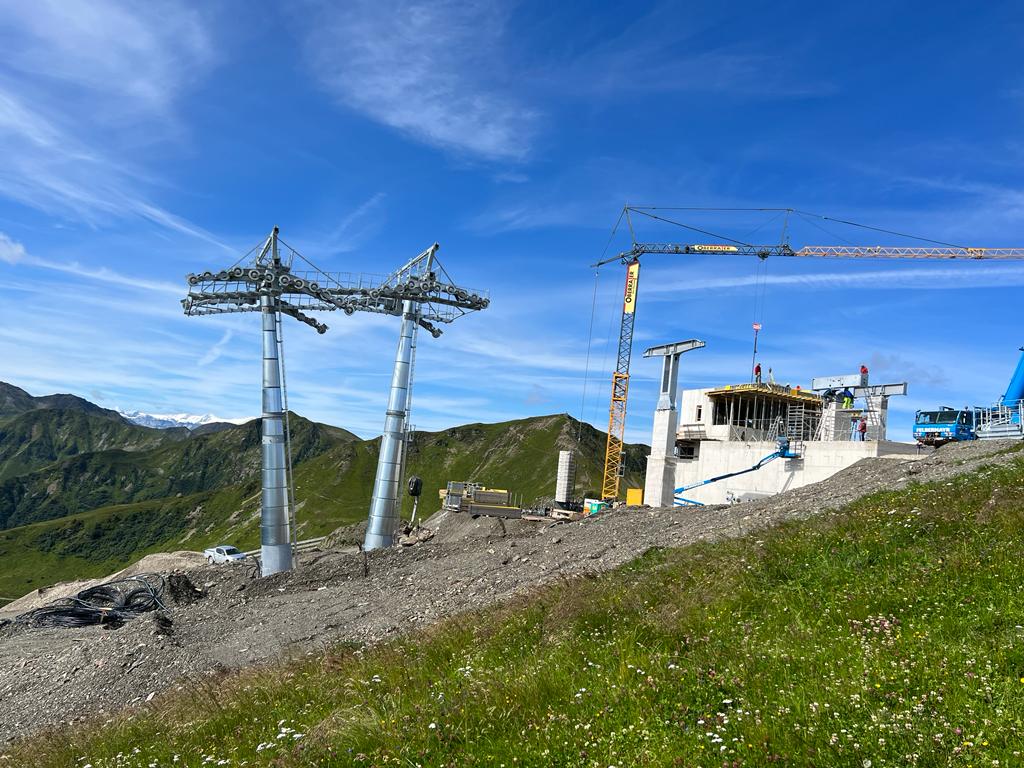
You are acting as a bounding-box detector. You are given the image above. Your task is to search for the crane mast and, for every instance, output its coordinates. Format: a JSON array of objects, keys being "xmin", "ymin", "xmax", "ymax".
[
  {"xmin": 601, "ymin": 260, "xmax": 640, "ymax": 499},
  {"xmin": 596, "ymin": 236, "xmax": 1024, "ymax": 501}
]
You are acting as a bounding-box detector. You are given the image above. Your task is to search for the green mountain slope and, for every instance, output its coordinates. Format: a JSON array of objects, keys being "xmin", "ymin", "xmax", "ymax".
[
  {"xmin": 0, "ymin": 381, "xmax": 124, "ymax": 422},
  {"xmin": 0, "ymin": 415, "xmax": 355, "ymax": 530},
  {"xmin": 0, "ymin": 407, "xmax": 186, "ymax": 482},
  {"xmin": 0, "ymin": 412, "xmax": 646, "ymax": 598}
]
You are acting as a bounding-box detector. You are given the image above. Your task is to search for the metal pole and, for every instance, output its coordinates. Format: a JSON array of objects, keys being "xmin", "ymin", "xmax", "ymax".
[
  {"xmin": 276, "ymin": 311, "xmax": 299, "ymax": 570},
  {"xmin": 260, "ymin": 292, "xmax": 292, "ymax": 574},
  {"xmin": 364, "ymin": 299, "xmax": 418, "ymax": 550},
  {"xmin": 750, "ymin": 325, "xmax": 760, "ymax": 383}
]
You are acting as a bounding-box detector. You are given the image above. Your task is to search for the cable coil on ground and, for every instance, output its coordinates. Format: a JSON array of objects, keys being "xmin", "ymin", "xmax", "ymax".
[{"xmin": 8, "ymin": 574, "xmax": 167, "ymax": 630}]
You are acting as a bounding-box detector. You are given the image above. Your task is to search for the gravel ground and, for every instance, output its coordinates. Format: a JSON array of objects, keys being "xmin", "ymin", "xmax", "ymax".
[{"xmin": 0, "ymin": 439, "xmax": 1020, "ymax": 746}]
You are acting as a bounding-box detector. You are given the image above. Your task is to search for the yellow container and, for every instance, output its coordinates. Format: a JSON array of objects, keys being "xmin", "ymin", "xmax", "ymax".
[{"xmin": 625, "ymin": 488, "xmax": 644, "ymax": 506}]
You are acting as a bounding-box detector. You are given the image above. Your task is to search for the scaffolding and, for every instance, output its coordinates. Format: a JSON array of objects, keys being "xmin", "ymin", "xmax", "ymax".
[{"xmin": 706, "ymin": 383, "xmax": 821, "ymax": 443}]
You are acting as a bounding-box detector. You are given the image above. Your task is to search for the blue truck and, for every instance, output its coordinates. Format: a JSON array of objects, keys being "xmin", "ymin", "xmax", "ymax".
[
  {"xmin": 912, "ymin": 407, "xmax": 978, "ymax": 447},
  {"xmin": 913, "ymin": 347, "xmax": 1024, "ymax": 446}
]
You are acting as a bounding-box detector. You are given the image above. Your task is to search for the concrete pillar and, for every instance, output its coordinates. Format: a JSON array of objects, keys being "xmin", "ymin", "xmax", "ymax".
[
  {"xmin": 644, "ymin": 353, "xmax": 680, "ymax": 508},
  {"xmin": 866, "ymin": 394, "xmax": 888, "ymax": 440},
  {"xmin": 641, "ymin": 340, "xmax": 704, "ymax": 508},
  {"xmin": 555, "ymin": 450, "xmax": 575, "ymax": 504},
  {"xmin": 644, "ymin": 412, "xmax": 677, "ymax": 507}
]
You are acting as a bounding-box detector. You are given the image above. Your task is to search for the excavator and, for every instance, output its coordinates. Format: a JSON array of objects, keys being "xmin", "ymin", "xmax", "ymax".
[{"xmin": 673, "ymin": 436, "xmax": 800, "ymax": 506}]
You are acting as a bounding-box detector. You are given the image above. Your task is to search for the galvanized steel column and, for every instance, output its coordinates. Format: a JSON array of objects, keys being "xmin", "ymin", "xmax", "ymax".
[
  {"xmin": 364, "ymin": 300, "xmax": 417, "ymax": 550},
  {"xmin": 260, "ymin": 292, "xmax": 292, "ymax": 574}
]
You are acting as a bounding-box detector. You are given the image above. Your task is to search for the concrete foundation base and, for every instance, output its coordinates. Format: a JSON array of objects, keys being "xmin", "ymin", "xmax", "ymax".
[{"xmin": 671, "ymin": 439, "xmax": 923, "ymax": 506}]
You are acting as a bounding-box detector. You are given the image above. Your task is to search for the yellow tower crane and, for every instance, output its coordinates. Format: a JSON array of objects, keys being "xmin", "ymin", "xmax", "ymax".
[{"xmin": 594, "ymin": 207, "xmax": 1024, "ymax": 501}]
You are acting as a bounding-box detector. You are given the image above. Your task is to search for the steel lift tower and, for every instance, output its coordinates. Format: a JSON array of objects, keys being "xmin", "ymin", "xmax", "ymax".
[
  {"xmin": 184, "ymin": 230, "xmax": 489, "ymax": 571},
  {"xmin": 183, "ymin": 227, "xmax": 336, "ymax": 575},
  {"xmin": 362, "ymin": 244, "xmax": 489, "ymax": 551}
]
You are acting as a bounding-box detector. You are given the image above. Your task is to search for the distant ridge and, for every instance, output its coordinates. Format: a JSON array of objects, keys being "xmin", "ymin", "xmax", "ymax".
[
  {"xmin": 117, "ymin": 409, "xmax": 252, "ymax": 430},
  {"xmin": 0, "ymin": 381, "xmax": 125, "ymax": 423}
]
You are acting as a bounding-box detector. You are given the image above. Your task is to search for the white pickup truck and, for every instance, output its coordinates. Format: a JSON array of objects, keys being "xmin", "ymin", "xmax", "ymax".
[{"xmin": 204, "ymin": 545, "xmax": 246, "ymax": 565}]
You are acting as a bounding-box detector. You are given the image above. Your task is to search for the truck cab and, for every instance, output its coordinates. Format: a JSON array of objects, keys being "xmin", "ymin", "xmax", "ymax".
[{"xmin": 913, "ymin": 407, "xmax": 975, "ymax": 447}]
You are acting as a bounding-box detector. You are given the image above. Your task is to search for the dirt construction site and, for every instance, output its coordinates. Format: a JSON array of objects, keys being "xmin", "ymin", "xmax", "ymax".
[{"xmin": 0, "ymin": 439, "xmax": 1019, "ymax": 746}]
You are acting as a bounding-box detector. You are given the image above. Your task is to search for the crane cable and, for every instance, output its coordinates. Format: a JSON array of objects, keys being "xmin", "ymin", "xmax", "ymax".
[{"xmin": 630, "ymin": 204, "xmax": 969, "ymax": 250}]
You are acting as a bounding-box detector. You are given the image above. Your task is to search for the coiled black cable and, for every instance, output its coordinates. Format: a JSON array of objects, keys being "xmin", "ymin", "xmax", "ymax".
[{"xmin": 9, "ymin": 573, "xmax": 167, "ymax": 630}]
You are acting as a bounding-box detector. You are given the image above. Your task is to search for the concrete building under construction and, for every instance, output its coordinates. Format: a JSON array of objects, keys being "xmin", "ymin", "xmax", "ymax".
[{"xmin": 642, "ymin": 341, "xmax": 921, "ymax": 507}]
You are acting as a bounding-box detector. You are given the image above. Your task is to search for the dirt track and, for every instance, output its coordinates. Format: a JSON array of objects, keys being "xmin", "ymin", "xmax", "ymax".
[{"xmin": 1, "ymin": 439, "xmax": 1020, "ymax": 746}]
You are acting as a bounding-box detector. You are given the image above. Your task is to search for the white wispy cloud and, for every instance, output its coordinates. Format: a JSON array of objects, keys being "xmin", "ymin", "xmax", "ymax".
[
  {"xmin": 0, "ymin": 2, "xmax": 226, "ymax": 246},
  {"xmin": 199, "ymin": 329, "xmax": 234, "ymax": 366},
  {"xmin": 0, "ymin": 1, "xmax": 212, "ymax": 111},
  {"xmin": 299, "ymin": 0, "xmax": 538, "ymax": 161},
  {"xmin": 0, "ymin": 231, "xmax": 184, "ymax": 294},
  {"xmin": 293, "ymin": 193, "xmax": 389, "ymax": 257},
  {"xmin": 0, "ymin": 232, "xmax": 27, "ymax": 264}
]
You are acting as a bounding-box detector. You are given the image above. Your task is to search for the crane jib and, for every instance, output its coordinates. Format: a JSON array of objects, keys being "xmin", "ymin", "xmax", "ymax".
[{"xmin": 618, "ymin": 243, "xmax": 1024, "ymax": 260}]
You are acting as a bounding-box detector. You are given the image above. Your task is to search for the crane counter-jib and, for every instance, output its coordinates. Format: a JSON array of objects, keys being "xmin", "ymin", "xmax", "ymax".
[{"xmin": 594, "ymin": 237, "xmax": 1024, "ymax": 501}]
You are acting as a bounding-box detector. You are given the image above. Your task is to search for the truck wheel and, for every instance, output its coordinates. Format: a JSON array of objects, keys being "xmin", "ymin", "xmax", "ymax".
[{"xmin": 207, "ymin": 556, "xmax": 214, "ymax": 565}]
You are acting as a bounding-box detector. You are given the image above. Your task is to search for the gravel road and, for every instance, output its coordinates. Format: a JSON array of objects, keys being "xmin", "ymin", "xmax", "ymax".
[{"xmin": 1, "ymin": 439, "xmax": 1019, "ymax": 746}]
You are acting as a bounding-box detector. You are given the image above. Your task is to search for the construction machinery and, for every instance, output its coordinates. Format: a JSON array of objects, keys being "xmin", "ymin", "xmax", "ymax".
[
  {"xmin": 673, "ymin": 436, "xmax": 800, "ymax": 506},
  {"xmin": 440, "ymin": 482, "xmax": 523, "ymax": 519},
  {"xmin": 913, "ymin": 407, "xmax": 979, "ymax": 446},
  {"xmin": 914, "ymin": 347, "xmax": 1024, "ymax": 445},
  {"xmin": 593, "ymin": 206, "xmax": 1024, "ymax": 500}
]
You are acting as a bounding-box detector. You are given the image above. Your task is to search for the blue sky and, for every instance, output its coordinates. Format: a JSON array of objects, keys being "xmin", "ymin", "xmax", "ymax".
[{"xmin": 1, "ymin": 1, "xmax": 1024, "ymax": 445}]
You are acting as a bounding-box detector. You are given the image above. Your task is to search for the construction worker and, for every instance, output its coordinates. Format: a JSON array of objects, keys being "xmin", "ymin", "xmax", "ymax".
[
  {"xmin": 768, "ymin": 367, "xmax": 775, "ymax": 385},
  {"xmin": 754, "ymin": 362, "xmax": 762, "ymax": 384},
  {"xmin": 841, "ymin": 388, "xmax": 854, "ymax": 409},
  {"xmin": 857, "ymin": 416, "xmax": 868, "ymax": 441},
  {"xmin": 860, "ymin": 364, "xmax": 869, "ymax": 376}
]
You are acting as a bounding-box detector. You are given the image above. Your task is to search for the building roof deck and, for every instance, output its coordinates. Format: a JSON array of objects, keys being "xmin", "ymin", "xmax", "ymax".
[{"xmin": 706, "ymin": 382, "xmax": 823, "ymax": 405}]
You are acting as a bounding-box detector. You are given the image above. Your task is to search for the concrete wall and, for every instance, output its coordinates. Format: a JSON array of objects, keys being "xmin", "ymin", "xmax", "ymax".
[
  {"xmin": 671, "ymin": 439, "xmax": 923, "ymax": 506},
  {"xmin": 677, "ymin": 388, "xmax": 726, "ymax": 440}
]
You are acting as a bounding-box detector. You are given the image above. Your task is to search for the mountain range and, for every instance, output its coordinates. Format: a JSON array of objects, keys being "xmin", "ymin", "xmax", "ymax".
[
  {"xmin": 0, "ymin": 382, "xmax": 648, "ymax": 600},
  {"xmin": 117, "ymin": 409, "xmax": 252, "ymax": 430}
]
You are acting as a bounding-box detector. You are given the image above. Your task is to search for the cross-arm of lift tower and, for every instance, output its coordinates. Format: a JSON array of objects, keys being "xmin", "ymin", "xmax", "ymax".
[{"xmin": 593, "ymin": 205, "xmax": 1024, "ymax": 501}]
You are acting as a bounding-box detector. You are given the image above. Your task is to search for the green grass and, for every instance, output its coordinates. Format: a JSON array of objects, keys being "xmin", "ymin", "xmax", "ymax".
[{"xmin": 8, "ymin": 456, "xmax": 1024, "ymax": 766}]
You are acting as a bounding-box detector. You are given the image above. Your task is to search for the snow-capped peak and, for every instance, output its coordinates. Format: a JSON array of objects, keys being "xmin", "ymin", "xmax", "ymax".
[{"xmin": 117, "ymin": 408, "xmax": 252, "ymax": 430}]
